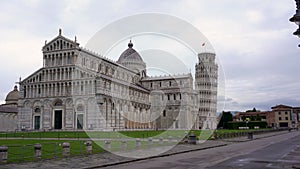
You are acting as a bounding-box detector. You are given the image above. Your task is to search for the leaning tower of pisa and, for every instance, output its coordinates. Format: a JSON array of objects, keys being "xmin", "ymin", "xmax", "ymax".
[{"xmin": 195, "ymin": 52, "xmax": 218, "ymax": 129}]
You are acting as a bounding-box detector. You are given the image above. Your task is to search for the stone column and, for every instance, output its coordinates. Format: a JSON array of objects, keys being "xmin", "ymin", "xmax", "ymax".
[
  {"xmin": 159, "ymin": 137, "xmax": 164, "ymax": 145},
  {"xmin": 121, "ymin": 140, "xmax": 127, "ymax": 151},
  {"xmin": 105, "ymin": 140, "xmax": 111, "ymax": 150},
  {"xmin": 61, "ymin": 68, "xmax": 63, "ymax": 80},
  {"xmin": 178, "ymin": 135, "xmax": 182, "ymax": 142},
  {"xmin": 136, "ymin": 138, "xmax": 141, "ymax": 149},
  {"xmin": 28, "ymin": 85, "xmax": 32, "ymax": 98},
  {"xmin": 62, "ymin": 142, "xmax": 70, "ymax": 157},
  {"xmin": 34, "ymin": 144, "xmax": 42, "ymax": 160},
  {"xmin": 62, "ymin": 83, "xmax": 65, "ymax": 96},
  {"xmin": 0, "ymin": 146, "xmax": 8, "ymax": 163},
  {"xmin": 168, "ymin": 136, "xmax": 173, "ymax": 144},
  {"xmin": 85, "ymin": 141, "xmax": 92, "ymax": 154},
  {"xmin": 148, "ymin": 137, "xmax": 153, "ymax": 147}
]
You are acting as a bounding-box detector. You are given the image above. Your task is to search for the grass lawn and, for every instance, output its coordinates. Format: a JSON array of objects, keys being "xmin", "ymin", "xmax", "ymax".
[
  {"xmin": 0, "ymin": 139, "xmax": 106, "ymax": 163},
  {"xmin": 0, "ymin": 130, "xmax": 203, "ymax": 139},
  {"xmin": 0, "ymin": 138, "xmax": 180, "ymax": 163},
  {"xmin": 0, "ymin": 128, "xmax": 272, "ymax": 141},
  {"xmin": 0, "ymin": 128, "xmax": 275, "ymax": 163}
]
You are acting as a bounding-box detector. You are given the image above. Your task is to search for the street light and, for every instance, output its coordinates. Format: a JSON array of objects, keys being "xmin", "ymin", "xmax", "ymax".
[{"xmin": 290, "ymin": 0, "xmax": 300, "ymax": 47}]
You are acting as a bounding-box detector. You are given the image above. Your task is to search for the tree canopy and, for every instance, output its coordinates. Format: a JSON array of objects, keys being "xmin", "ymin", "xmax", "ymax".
[{"xmin": 217, "ymin": 111, "xmax": 233, "ymax": 129}]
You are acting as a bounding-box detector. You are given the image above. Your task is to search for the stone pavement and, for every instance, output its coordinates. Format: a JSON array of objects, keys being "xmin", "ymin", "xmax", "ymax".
[{"xmin": 0, "ymin": 130, "xmax": 290, "ymax": 169}]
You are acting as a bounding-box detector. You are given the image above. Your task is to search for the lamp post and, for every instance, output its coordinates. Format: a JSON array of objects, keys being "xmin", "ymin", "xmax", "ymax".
[{"xmin": 290, "ymin": 0, "xmax": 300, "ymax": 47}]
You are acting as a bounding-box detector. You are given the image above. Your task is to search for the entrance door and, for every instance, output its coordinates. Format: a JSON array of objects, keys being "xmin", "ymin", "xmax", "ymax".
[
  {"xmin": 279, "ymin": 122, "xmax": 288, "ymax": 128},
  {"xmin": 77, "ymin": 114, "xmax": 83, "ymax": 129},
  {"xmin": 34, "ymin": 116, "xmax": 40, "ymax": 130},
  {"xmin": 54, "ymin": 110, "xmax": 62, "ymax": 129}
]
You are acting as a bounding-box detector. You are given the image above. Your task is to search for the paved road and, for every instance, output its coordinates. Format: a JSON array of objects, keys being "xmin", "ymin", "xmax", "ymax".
[
  {"xmin": 99, "ymin": 131, "xmax": 300, "ymax": 169},
  {"xmin": 207, "ymin": 131, "xmax": 300, "ymax": 169}
]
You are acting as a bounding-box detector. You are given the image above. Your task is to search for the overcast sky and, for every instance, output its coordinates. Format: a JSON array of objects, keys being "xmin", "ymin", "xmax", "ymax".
[{"xmin": 0, "ymin": 0, "xmax": 299, "ymax": 112}]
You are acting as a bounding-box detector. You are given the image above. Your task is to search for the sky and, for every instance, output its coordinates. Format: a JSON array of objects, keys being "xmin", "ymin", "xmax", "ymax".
[{"xmin": 0, "ymin": 0, "xmax": 299, "ymax": 112}]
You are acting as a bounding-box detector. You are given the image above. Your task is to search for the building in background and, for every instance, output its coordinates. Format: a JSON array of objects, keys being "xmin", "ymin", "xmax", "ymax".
[
  {"xmin": 17, "ymin": 30, "xmax": 218, "ymax": 131},
  {"xmin": 271, "ymin": 105, "xmax": 299, "ymax": 128},
  {"xmin": 233, "ymin": 104, "xmax": 300, "ymax": 128},
  {"xmin": 0, "ymin": 86, "xmax": 19, "ymax": 131}
]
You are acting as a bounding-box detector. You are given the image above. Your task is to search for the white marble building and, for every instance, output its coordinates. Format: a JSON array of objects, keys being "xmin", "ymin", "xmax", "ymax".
[
  {"xmin": 0, "ymin": 86, "xmax": 19, "ymax": 131},
  {"xmin": 17, "ymin": 30, "xmax": 218, "ymax": 131}
]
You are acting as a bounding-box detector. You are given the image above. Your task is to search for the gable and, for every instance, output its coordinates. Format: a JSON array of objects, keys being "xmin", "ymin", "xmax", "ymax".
[
  {"xmin": 21, "ymin": 68, "xmax": 44, "ymax": 84},
  {"xmin": 42, "ymin": 34, "xmax": 79, "ymax": 52}
]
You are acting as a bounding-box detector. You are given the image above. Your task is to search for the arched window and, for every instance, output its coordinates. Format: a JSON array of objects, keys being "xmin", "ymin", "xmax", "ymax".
[
  {"xmin": 77, "ymin": 105, "xmax": 84, "ymax": 112},
  {"xmin": 163, "ymin": 110, "xmax": 166, "ymax": 117},
  {"xmin": 34, "ymin": 107, "xmax": 41, "ymax": 113},
  {"xmin": 54, "ymin": 100, "xmax": 63, "ymax": 106}
]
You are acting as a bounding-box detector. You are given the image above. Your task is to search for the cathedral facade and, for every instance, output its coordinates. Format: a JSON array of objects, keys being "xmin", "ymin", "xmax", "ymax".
[{"xmin": 18, "ymin": 30, "xmax": 218, "ymax": 131}]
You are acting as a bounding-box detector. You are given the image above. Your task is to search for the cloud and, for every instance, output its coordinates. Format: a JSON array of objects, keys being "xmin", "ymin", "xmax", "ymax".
[
  {"xmin": 0, "ymin": 0, "xmax": 299, "ymax": 112},
  {"xmin": 246, "ymin": 10, "xmax": 265, "ymax": 23}
]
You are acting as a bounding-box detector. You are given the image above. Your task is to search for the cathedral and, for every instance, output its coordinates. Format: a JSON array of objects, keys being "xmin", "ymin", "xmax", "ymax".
[{"xmin": 17, "ymin": 29, "xmax": 218, "ymax": 131}]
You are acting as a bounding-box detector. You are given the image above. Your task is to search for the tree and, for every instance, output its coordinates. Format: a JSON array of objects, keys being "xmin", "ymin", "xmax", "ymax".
[
  {"xmin": 250, "ymin": 115, "xmax": 255, "ymax": 121},
  {"xmin": 255, "ymin": 114, "xmax": 262, "ymax": 121},
  {"xmin": 217, "ymin": 111, "xmax": 233, "ymax": 129},
  {"xmin": 246, "ymin": 107, "xmax": 257, "ymax": 112},
  {"xmin": 241, "ymin": 115, "xmax": 246, "ymax": 121}
]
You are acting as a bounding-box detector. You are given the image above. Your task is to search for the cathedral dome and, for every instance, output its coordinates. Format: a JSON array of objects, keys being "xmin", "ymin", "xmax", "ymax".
[
  {"xmin": 117, "ymin": 40, "xmax": 144, "ymax": 63},
  {"xmin": 117, "ymin": 40, "xmax": 146, "ymax": 76},
  {"xmin": 5, "ymin": 86, "xmax": 19, "ymax": 104}
]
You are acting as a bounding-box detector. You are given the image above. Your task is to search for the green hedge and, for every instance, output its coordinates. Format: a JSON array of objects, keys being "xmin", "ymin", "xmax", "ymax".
[{"xmin": 225, "ymin": 121, "xmax": 267, "ymax": 129}]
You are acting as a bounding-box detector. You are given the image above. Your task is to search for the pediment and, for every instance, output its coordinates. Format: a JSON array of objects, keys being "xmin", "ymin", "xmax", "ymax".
[{"xmin": 42, "ymin": 33, "xmax": 79, "ymax": 52}]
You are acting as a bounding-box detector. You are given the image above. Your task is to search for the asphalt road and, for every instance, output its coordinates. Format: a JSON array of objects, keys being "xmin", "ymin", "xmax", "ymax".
[{"xmin": 99, "ymin": 131, "xmax": 300, "ymax": 169}]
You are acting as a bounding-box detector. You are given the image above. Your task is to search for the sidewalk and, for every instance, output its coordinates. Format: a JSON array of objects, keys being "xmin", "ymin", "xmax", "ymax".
[{"xmin": 0, "ymin": 130, "xmax": 291, "ymax": 169}]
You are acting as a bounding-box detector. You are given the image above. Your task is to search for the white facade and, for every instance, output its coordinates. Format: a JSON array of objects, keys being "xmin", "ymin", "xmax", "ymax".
[{"xmin": 18, "ymin": 30, "xmax": 218, "ymax": 131}]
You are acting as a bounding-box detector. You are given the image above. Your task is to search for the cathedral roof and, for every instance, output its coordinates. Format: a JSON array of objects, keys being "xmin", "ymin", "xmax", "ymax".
[
  {"xmin": 117, "ymin": 40, "xmax": 144, "ymax": 63},
  {"xmin": 5, "ymin": 86, "xmax": 19, "ymax": 105}
]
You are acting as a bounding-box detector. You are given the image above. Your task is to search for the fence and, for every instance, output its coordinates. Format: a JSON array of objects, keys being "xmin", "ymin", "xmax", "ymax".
[{"xmin": 212, "ymin": 128, "xmax": 288, "ymax": 140}]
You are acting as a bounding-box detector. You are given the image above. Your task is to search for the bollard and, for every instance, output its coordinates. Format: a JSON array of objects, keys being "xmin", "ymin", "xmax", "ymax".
[
  {"xmin": 168, "ymin": 136, "xmax": 173, "ymax": 143},
  {"xmin": 121, "ymin": 140, "xmax": 127, "ymax": 151},
  {"xmin": 214, "ymin": 133, "xmax": 218, "ymax": 140},
  {"xmin": 0, "ymin": 146, "xmax": 8, "ymax": 163},
  {"xmin": 34, "ymin": 144, "xmax": 42, "ymax": 160},
  {"xmin": 85, "ymin": 141, "xmax": 92, "ymax": 154},
  {"xmin": 210, "ymin": 133, "xmax": 215, "ymax": 140},
  {"xmin": 136, "ymin": 138, "xmax": 141, "ymax": 149},
  {"xmin": 248, "ymin": 132, "xmax": 253, "ymax": 140},
  {"xmin": 177, "ymin": 135, "xmax": 182, "ymax": 142},
  {"xmin": 148, "ymin": 137, "xmax": 153, "ymax": 147},
  {"xmin": 105, "ymin": 140, "xmax": 111, "ymax": 150},
  {"xmin": 62, "ymin": 142, "xmax": 70, "ymax": 157},
  {"xmin": 159, "ymin": 137, "xmax": 164, "ymax": 145}
]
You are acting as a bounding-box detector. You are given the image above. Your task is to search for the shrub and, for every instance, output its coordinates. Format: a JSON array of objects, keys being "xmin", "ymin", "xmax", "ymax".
[{"xmin": 225, "ymin": 121, "xmax": 267, "ymax": 129}]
